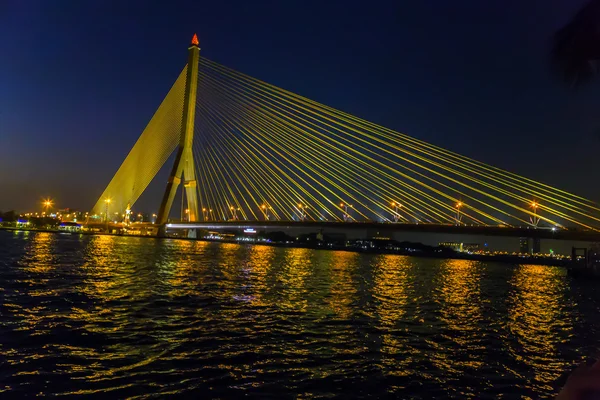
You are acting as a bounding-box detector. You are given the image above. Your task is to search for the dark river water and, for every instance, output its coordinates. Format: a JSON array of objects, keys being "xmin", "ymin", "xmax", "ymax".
[{"xmin": 1, "ymin": 230, "xmax": 600, "ymax": 398}]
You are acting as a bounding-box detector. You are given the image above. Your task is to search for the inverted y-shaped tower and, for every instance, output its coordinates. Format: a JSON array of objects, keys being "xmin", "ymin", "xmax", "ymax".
[{"xmin": 156, "ymin": 34, "xmax": 200, "ymax": 227}]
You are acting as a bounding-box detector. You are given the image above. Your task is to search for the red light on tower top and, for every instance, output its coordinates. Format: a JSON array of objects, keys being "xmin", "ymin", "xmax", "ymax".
[{"xmin": 191, "ymin": 33, "xmax": 199, "ymax": 46}]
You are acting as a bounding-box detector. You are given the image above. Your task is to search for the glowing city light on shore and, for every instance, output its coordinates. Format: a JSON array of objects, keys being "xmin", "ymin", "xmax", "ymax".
[{"xmin": 42, "ymin": 198, "xmax": 53, "ymax": 215}]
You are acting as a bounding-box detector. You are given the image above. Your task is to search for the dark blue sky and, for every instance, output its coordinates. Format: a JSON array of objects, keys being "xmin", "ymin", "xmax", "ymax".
[{"xmin": 1, "ymin": 0, "xmax": 599, "ymax": 212}]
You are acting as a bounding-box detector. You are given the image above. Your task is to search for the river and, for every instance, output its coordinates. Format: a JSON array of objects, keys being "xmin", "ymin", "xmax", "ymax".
[{"xmin": 1, "ymin": 230, "xmax": 599, "ymax": 398}]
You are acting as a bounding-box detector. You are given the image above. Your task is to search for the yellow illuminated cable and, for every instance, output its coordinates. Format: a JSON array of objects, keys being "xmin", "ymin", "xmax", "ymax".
[
  {"xmin": 197, "ymin": 97, "xmax": 317, "ymax": 220},
  {"xmin": 201, "ymin": 58, "xmax": 597, "ymax": 210},
  {"xmin": 212, "ymin": 85, "xmax": 460, "ymax": 224},
  {"xmin": 197, "ymin": 98, "xmax": 304, "ymax": 221},
  {"xmin": 200, "ymin": 112, "xmax": 294, "ymax": 220},
  {"xmin": 195, "ymin": 61, "xmax": 598, "ymax": 229},
  {"xmin": 202, "ymin": 127, "xmax": 260, "ymax": 220},
  {"xmin": 200, "ymin": 58, "xmax": 600, "ymax": 227},
  {"xmin": 199, "ymin": 96, "xmax": 344, "ymax": 221},
  {"xmin": 199, "ymin": 90, "xmax": 374, "ymax": 221},
  {"xmin": 205, "ymin": 86, "xmax": 452, "ymax": 224},
  {"xmin": 201, "ymin": 70, "xmax": 576, "ymax": 228},
  {"xmin": 199, "ymin": 71, "xmax": 515, "ymax": 226}
]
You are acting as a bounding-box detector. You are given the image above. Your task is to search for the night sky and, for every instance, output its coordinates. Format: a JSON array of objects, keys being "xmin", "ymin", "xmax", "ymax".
[{"xmin": 2, "ymin": 0, "xmax": 600, "ymax": 213}]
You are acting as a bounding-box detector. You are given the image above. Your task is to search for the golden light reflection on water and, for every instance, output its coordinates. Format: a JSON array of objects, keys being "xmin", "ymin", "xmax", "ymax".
[
  {"xmin": 78, "ymin": 236, "xmax": 206, "ymax": 302},
  {"xmin": 160, "ymin": 239, "xmax": 210, "ymax": 298},
  {"xmin": 2, "ymin": 232, "xmax": 590, "ymax": 398},
  {"xmin": 325, "ymin": 251, "xmax": 359, "ymax": 319},
  {"xmin": 438, "ymin": 259, "xmax": 482, "ymax": 340},
  {"xmin": 12, "ymin": 233, "xmax": 75, "ymax": 352},
  {"xmin": 372, "ymin": 254, "xmax": 414, "ymax": 376},
  {"xmin": 373, "ymin": 255, "xmax": 412, "ymax": 325},
  {"xmin": 19, "ymin": 233, "xmax": 59, "ymax": 307},
  {"xmin": 216, "ymin": 242, "xmax": 246, "ymax": 279},
  {"xmin": 246, "ymin": 244, "xmax": 277, "ymax": 307},
  {"xmin": 21, "ymin": 232, "xmax": 57, "ymax": 274},
  {"xmin": 431, "ymin": 259, "xmax": 485, "ymax": 375},
  {"xmin": 65, "ymin": 237, "xmax": 212, "ymax": 381},
  {"xmin": 78, "ymin": 235, "xmax": 144, "ymax": 302},
  {"xmin": 275, "ymin": 247, "xmax": 313, "ymax": 311},
  {"xmin": 507, "ymin": 264, "xmax": 574, "ymax": 392}
]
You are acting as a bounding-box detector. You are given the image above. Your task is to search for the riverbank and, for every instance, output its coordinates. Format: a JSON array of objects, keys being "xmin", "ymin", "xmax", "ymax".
[{"xmin": 0, "ymin": 225, "xmax": 575, "ymax": 268}]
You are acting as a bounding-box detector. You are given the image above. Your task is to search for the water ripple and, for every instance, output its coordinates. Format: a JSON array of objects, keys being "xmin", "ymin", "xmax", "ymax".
[{"xmin": 1, "ymin": 230, "xmax": 599, "ymax": 398}]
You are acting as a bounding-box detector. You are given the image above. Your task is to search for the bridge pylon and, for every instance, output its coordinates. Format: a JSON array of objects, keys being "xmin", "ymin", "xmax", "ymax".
[{"xmin": 156, "ymin": 34, "xmax": 201, "ymax": 230}]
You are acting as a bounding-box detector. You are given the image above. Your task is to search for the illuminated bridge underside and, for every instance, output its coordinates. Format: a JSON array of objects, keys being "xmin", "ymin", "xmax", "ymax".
[{"xmin": 94, "ymin": 57, "xmax": 600, "ymax": 231}]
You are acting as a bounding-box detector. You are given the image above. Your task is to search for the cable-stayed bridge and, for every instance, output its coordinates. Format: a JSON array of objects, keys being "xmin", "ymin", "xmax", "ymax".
[{"xmin": 90, "ymin": 35, "xmax": 600, "ymax": 240}]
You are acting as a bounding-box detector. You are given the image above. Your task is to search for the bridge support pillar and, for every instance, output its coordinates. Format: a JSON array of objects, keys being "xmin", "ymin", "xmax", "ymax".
[
  {"xmin": 156, "ymin": 34, "xmax": 201, "ymax": 228},
  {"xmin": 532, "ymin": 237, "xmax": 541, "ymax": 254}
]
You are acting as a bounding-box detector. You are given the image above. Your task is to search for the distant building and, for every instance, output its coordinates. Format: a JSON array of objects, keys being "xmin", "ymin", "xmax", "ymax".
[
  {"xmin": 58, "ymin": 209, "xmax": 85, "ymax": 223},
  {"xmin": 58, "ymin": 222, "xmax": 82, "ymax": 232},
  {"xmin": 519, "ymin": 237, "xmax": 530, "ymax": 254},
  {"xmin": 347, "ymin": 238, "xmax": 396, "ymax": 251},
  {"xmin": 16, "ymin": 219, "xmax": 31, "ymax": 228},
  {"xmin": 367, "ymin": 229, "xmax": 392, "ymax": 240},
  {"xmin": 439, "ymin": 242, "xmax": 480, "ymax": 252}
]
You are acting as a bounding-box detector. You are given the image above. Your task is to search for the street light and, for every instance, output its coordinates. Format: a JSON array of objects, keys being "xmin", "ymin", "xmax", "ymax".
[
  {"xmin": 530, "ymin": 200, "xmax": 540, "ymax": 227},
  {"xmin": 202, "ymin": 208, "xmax": 207, "ymax": 221},
  {"xmin": 184, "ymin": 209, "xmax": 189, "ymax": 222},
  {"xmin": 229, "ymin": 206, "xmax": 238, "ymax": 220},
  {"xmin": 104, "ymin": 198, "xmax": 112, "ymax": 229},
  {"xmin": 261, "ymin": 204, "xmax": 271, "ymax": 221},
  {"xmin": 297, "ymin": 203, "xmax": 308, "ymax": 221},
  {"xmin": 42, "ymin": 198, "xmax": 53, "ymax": 214},
  {"xmin": 340, "ymin": 202, "xmax": 352, "ymax": 222},
  {"xmin": 124, "ymin": 204, "xmax": 132, "ymax": 225},
  {"xmin": 390, "ymin": 201, "xmax": 401, "ymax": 223},
  {"xmin": 455, "ymin": 201, "xmax": 463, "ymax": 225}
]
